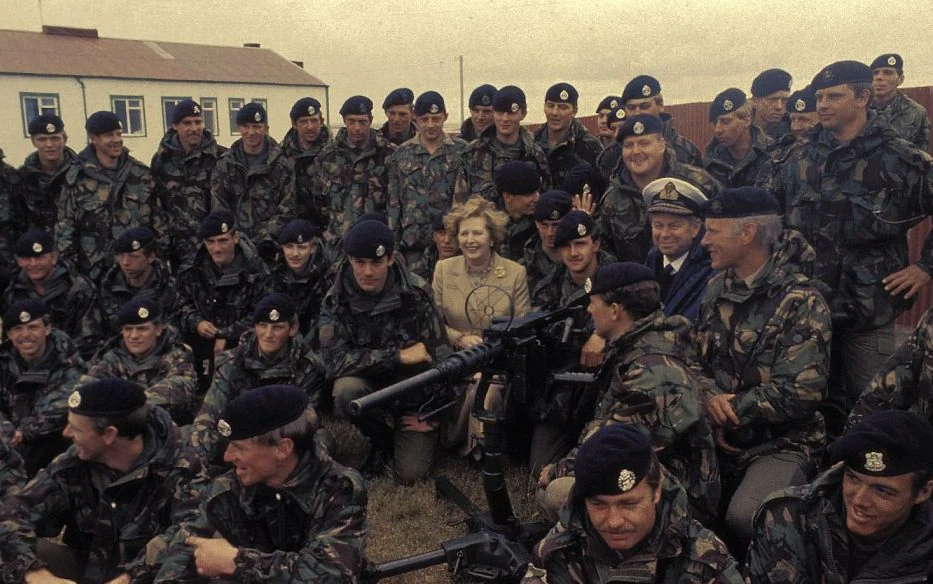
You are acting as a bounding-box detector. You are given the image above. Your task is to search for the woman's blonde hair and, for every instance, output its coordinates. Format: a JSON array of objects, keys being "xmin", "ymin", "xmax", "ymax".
[{"xmin": 443, "ymin": 196, "xmax": 509, "ymax": 247}]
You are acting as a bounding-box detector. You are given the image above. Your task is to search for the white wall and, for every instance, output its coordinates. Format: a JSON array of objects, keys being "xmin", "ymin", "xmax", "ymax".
[{"xmin": 0, "ymin": 73, "xmax": 327, "ymax": 166}]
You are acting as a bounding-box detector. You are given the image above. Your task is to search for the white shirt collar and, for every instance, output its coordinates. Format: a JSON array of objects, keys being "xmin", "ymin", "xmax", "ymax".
[{"xmin": 662, "ymin": 252, "xmax": 688, "ymax": 274}]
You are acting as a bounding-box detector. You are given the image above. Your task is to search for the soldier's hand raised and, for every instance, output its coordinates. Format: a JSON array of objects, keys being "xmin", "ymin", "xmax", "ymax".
[
  {"xmin": 706, "ymin": 393, "xmax": 739, "ymax": 427},
  {"xmin": 580, "ymin": 333, "xmax": 606, "ymax": 368},
  {"xmin": 196, "ymin": 320, "xmax": 219, "ymax": 339},
  {"xmin": 399, "ymin": 342, "xmax": 432, "ymax": 365},
  {"xmin": 883, "ymin": 264, "xmax": 931, "ymax": 300},
  {"xmin": 188, "ymin": 535, "xmax": 238, "ymax": 578},
  {"xmin": 24, "ymin": 568, "xmax": 76, "ymax": 584}
]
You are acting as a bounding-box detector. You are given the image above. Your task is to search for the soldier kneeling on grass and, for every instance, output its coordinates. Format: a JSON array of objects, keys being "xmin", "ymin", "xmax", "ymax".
[
  {"xmin": 523, "ymin": 423, "xmax": 742, "ymax": 584},
  {"xmin": 154, "ymin": 384, "xmax": 367, "ymax": 584}
]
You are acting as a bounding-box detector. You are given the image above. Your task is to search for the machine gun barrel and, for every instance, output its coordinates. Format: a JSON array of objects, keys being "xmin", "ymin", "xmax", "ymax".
[{"xmin": 348, "ymin": 340, "xmax": 505, "ymax": 416}]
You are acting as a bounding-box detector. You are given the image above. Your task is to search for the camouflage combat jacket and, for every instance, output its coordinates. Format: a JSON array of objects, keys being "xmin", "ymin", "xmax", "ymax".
[
  {"xmin": 80, "ymin": 327, "xmax": 197, "ymax": 423},
  {"xmin": 57, "ymin": 145, "xmax": 163, "ymax": 283},
  {"xmin": 598, "ymin": 150, "xmax": 722, "ymax": 263},
  {"xmin": 1, "ymin": 263, "xmax": 103, "ymax": 360},
  {"xmin": 0, "ymin": 150, "xmax": 25, "ymax": 276},
  {"xmin": 387, "ymin": 134, "xmax": 468, "ymax": 262},
  {"xmin": 281, "ymin": 125, "xmax": 332, "ymax": 228},
  {"xmin": 154, "ymin": 444, "xmax": 367, "ymax": 584},
  {"xmin": 18, "ymin": 146, "xmax": 77, "ymax": 231},
  {"xmin": 0, "ymin": 329, "xmax": 85, "ymax": 448},
  {"xmin": 521, "ymin": 233, "xmax": 561, "ymax": 297},
  {"xmin": 533, "ymin": 119, "xmax": 604, "ymax": 188},
  {"xmin": 210, "ymin": 136, "xmax": 296, "ymax": 257},
  {"xmin": 269, "ymin": 244, "xmax": 332, "ymax": 339},
  {"xmin": 596, "ymin": 142, "xmax": 621, "ymax": 188},
  {"xmin": 189, "ymin": 331, "xmax": 327, "ymax": 464},
  {"xmin": 661, "ymin": 113, "xmax": 704, "ymax": 167},
  {"xmin": 523, "ymin": 473, "xmax": 742, "ymax": 584},
  {"xmin": 176, "ymin": 237, "xmax": 270, "ymax": 345},
  {"xmin": 871, "ymin": 91, "xmax": 931, "ymax": 152},
  {"xmin": 98, "ymin": 259, "xmax": 178, "ymax": 337},
  {"xmin": 848, "ymin": 307, "xmax": 933, "ymax": 428},
  {"xmin": 0, "ymin": 407, "xmax": 201, "ymax": 584},
  {"xmin": 532, "ymin": 249, "xmax": 617, "ymax": 311},
  {"xmin": 0, "ymin": 419, "xmax": 26, "ymax": 497},
  {"xmin": 769, "ymin": 114, "xmax": 933, "ymax": 331},
  {"xmin": 702, "ymin": 124, "xmax": 773, "ymax": 188},
  {"xmin": 694, "ymin": 230, "xmax": 831, "ymax": 468},
  {"xmin": 453, "ymin": 125, "xmax": 551, "ymax": 203},
  {"xmin": 150, "ymin": 130, "xmax": 226, "ymax": 267},
  {"xmin": 319, "ymin": 260, "xmax": 448, "ymax": 382},
  {"xmin": 551, "ymin": 311, "xmax": 720, "ymax": 522},
  {"xmin": 380, "ymin": 120, "xmax": 418, "ymax": 146},
  {"xmin": 311, "ymin": 128, "xmax": 393, "ymax": 240},
  {"xmin": 748, "ymin": 463, "xmax": 933, "ymax": 584}
]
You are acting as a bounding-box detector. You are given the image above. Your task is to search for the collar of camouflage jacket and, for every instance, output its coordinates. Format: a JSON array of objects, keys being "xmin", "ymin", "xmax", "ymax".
[
  {"xmin": 608, "ymin": 309, "xmax": 693, "ymax": 363},
  {"xmin": 719, "ymin": 229, "xmax": 814, "ymax": 301},
  {"xmin": 281, "ymin": 125, "xmax": 332, "ymax": 158},
  {"xmin": 232, "ymin": 446, "xmax": 330, "ymax": 514}
]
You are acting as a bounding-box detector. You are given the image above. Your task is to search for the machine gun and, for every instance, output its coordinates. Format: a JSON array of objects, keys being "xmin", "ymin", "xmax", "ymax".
[{"xmin": 351, "ymin": 303, "xmax": 596, "ymax": 582}]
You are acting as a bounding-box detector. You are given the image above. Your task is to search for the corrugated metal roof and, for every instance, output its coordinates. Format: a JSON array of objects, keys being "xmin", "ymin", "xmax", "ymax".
[{"xmin": 0, "ymin": 29, "xmax": 326, "ymax": 87}]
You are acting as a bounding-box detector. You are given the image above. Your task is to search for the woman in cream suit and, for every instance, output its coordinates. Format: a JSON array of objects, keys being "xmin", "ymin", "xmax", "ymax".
[{"xmin": 433, "ymin": 196, "xmax": 530, "ymax": 453}]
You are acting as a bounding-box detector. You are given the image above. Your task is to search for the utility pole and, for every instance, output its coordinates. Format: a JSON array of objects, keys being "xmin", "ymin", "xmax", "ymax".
[
  {"xmin": 459, "ymin": 55, "xmax": 465, "ymax": 123},
  {"xmin": 37, "ymin": 0, "xmax": 45, "ymax": 27}
]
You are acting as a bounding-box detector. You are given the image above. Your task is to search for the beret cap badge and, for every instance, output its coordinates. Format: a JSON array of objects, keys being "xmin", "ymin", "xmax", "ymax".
[
  {"xmin": 887, "ymin": 56, "xmax": 897, "ymax": 66},
  {"xmin": 253, "ymin": 111, "xmax": 261, "ymax": 122},
  {"xmin": 375, "ymin": 244, "xmax": 386, "ymax": 258},
  {"xmin": 633, "ymin": 121, "xmax": 645, "ymax": 135},
  {"xmin": 46, "ymin": 123, "xmax": 56, "ymax": 133},
  {"xmin": 269, "ymin": 309, "xmax": 280, "ymax": 322},
  {"xmin": 217, "ymin": 419, "xmax": 232, "ymax": 437},
  {"xmin": 550, "ymin": 210, "xmax": 560, "ymax": 220},
  {"xmin": 138, "ymin": 307, "xmax": 149, "ymax": 319},
  {"xmin": 823, "ymin": 69, "xmax": 834, "ymax": 81},
  {"xmin": 795, "ymin": 99, "xmax": 806, "ymax": 112},
  {"xmin": 614, "ymin": 109, "xmax": 625, "ymax": 120},
  {"xmin": 193, "ymin": 105, "xmax": 200, "ymax": 114},
  {"xmin": 220, "ymin": 222, "xmax": 229, "ymax": 233},
  {"xmin": 131, "ymin": 240, "xmax": 141, "ymax": 251},
  {"xmin": 308, "ymin": 105, "xmax": 316, "ymax": 115},
  {"xmin": 429, "ymin": 104, "xmax": 439, "ymax": 114},
  {"xmin": 481, "ymin": 96, "xmax": 491, "ymax": 105},
  {"xmin": 583, "ymin": 278, "xmax": 592, "ymax": 293},
  {"xmin": 577, "ymin": 223, "xmax": 587, "ymax": 236},
  {"xmin": 32, "ymin": 242, "xmax": 43, "ymax": 253},
  {"xmin": 19, "ymin": 312, "xmax": 30, "ymax": 323},
  {"xmin": 68, "ymin": 391, "xmax": 81, "ymax": 408},
  {"xmin": 559, "ymin": 89, "xmax": 569, "ymax": 100},
  {"xmin": 610, "ymin": 99, "xmax": 618, "ymax": 108},
  {"xmin": 618, "ymin": 468, "xmax": 637, "ymax": 492},
  {"xmin": 641, "ymin": 85, "xmax": 651, "ymax": 96},
  {"xmin": 359, "ymin": 103, "xmax": 367, "ymax": 114},
  {"xmin": 864, "ymin": 451, "xmax": 886, "ymax": 472},
  {"xmin": 723, "ymin": 100, "xmax": 734, "ymax": 111},
  {"xmin": 297, "ymin": 234, "xmax": 304, "ymax": 243},
  {"xmin": 510, "ymin": 103, "xmax": 519, "ymax": 113}
]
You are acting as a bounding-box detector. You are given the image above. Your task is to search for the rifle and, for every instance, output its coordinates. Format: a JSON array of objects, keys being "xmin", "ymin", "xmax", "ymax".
[{"xmin": 352, "ymin": 303, "xmax": 596, "ymax": 582}]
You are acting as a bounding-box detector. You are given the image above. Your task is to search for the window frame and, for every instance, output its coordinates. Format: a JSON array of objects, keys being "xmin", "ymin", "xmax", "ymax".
[
  {"xmin": 110, "ymin": 95, "xmax": 147, "ymax": 137},
  {"xmin": 20, "ymin": 92, "xmax": 61, "ymax": 138},
  {"xmin": 161, "ymin": 96, "xmax": 193, "ymax": 134},
  {"xmin": 200, "ymin": 97, "xmax": 219, "ymax": 135}
]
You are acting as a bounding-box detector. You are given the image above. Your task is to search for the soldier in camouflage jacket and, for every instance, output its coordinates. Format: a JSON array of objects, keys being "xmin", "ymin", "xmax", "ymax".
[
  {"xmin": 0, "ymin": 419, "xmax": 26, "ymax": 497},
  {"xmin": 454, "ymin": 124, "xmax": 551, "ymax": 204},
  {"xmin": 281, "ymin": 123, "xmax": 332, "ymax": 229},
  {"xmin": 533, "ymin": 118, "xmax": 603, "ymax": 189},
  {"xmin": 210, "ymin": 135, "xmax": 296, "ymax": 262},
  {"xmin": 0, "ymin": 149, "xmax": 26, "ymax": 290},
  {"xmin": 156, "ymin": 385, "xmax": 367, "ymax": 584},
  {"xmin": 57, "ymin": 134, "xmax": 164, "ymax": 284},
  {"xmin": 270, "ymin": 220, "xmax": 332, "ymax": 340},
  {"xmin": 19, "ymin": 145, "xmax": 76, "ymax": 233},
  {"xmin": 0, "ymin": 380, "xmax": 202, "ymax": 584},
  {"xmin": 703, "ymin": 119, "xmax": 773, "ymax": 188},
  {"xmin": 150, "ymin": 127, "xmax": 226, "ymax": 269}
]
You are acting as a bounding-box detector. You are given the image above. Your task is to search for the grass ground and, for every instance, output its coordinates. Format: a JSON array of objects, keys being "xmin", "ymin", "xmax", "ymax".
[{"xmin": 327, "ymin": 417, "xmax": 543, "ymax": 583}]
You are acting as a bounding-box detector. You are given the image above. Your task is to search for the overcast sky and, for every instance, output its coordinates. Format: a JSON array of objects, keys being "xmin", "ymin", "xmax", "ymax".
[{"xmin": 6, "ymin": 0, "xmax": 933, "ymax": 125}]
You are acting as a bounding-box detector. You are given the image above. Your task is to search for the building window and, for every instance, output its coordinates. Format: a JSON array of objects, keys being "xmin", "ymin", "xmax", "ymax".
[
  {"xmin": 161, "ymin": 96, "xmax": 192, "ymax": 133},
  {"xmin": 200, "ymin": 97, "xmax": 218, "ymax": 135},
  {"xmin": 20, "ymin": 93, "xmax": 60, "ymax": 137},
  {"xmin": 228, "ymin": 98, "xmax": 245, "ymax": 135},
  {"xmin": 111, "ymin": 96, "xmax": 146, "ymax": 136},
  {"xmin": 229, "ymin": 98, "xmax": 268, "ymax": 135}
]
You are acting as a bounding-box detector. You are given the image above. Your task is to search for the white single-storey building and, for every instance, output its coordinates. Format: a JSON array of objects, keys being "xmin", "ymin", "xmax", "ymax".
[{"xmin": 0, "ymin": 26, "xmax": 328, "ymax": 165}]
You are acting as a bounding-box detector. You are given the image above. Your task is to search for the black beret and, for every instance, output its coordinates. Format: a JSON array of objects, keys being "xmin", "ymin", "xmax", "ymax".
[
  {"xmin": 494, "ymin": 161, "xmax": 540, "ymax": 195},
  {"xmin": 492, "ymin": 86, "xmax": 526, "ymax": 113},
  {"xmin": 3, "ymin": 299, "xmax": 50, "ymax": 329},
  {"xmin": 343, "ymin": 220, "xmax": 395, "ymax": 259},
  {"xmin": 585, "ymin": 261, "xmax": 655, "ymax": 296},
  {"xmin": 414, "ymin": 91, "xmax": 446, "ymax": 116},
  {"xmin": 596, "ymin": 95, "xmax": 621, "ymax": 113},
  {"xmin": 114, "ymin": 297, "xmax": 161, "ymax": 327},
  {"xmin": 290, "ymin": 97, "xmax": 322, "ymax": 121},
  {"xmin": 751, "ymin": 68, "xmax": 793, "ymax": 97},
  {"xmin": 253, "ymin": 292, "xmax": 297, "ymax": 323},
  {"xmin": 469, "ymin": 84, "xmax": 497, "ymax": 108},
  {"xmin": 709, "ymin": 88, "xmax": 747, "ymax": 122},
  {"xmin": 554, "ymin": 210, "xmax": 595, "ymax": 248},
  {"xmin": 833, "ymin": 411, "xmax": 933, "ymax": 476},
  {"xmin": 702, "ymin": 187, "xmax": 781, "ymax": 218},
  {"xmin": 545, "ymin": 83, "xmax": 578, "ymax": 106},
  {"xmin": 340, "ymin": 95, "xmax": 374, "ymax": 117},
  {"xmin": 236, "ymin": 102, "xmax": 267, "ymax": 125},
  {"xmin": 114, "ymin": 227, "xmax": 156, "ymax": 254},
  {"xmin": 607, "ymin": 102, "xmax": 627, "ymax": 126},
  {"xmin": 28, "ymin": 114, "xmax": 64, "ymax": 136},
  {"xmin": 218, "ymin": 384, "xmax": 309, "ymax": 441},
  {"xmin": 68, "ymin": 378, "xmax": 147, "ymax": 418},
  {"xmin": 811, "ymin": 60, "xmax": 873, "ymax": 91},
  {"xmin": 534, "ymin": 190, "xmax": 573, "ymax": 222},
  {"xmin": 431, "ymin": 212, "xmax": 447, "ymax": 232},
  {"xmin": 562, "ymin": 163, "xmax": 604, "ymax": 198},
  {"xmin": 574, "ymin": 424, "xmax": 654, "ymax": 499},
  {"xmin": 198, "ymin": 209, "xmax": 237, "ymax": 239},
  {"xmin": 383, "ymin": 87, "xmax": 415, "ymax": 110},
  {"xmin": 279, "ymin": 219, "xmax": 320, "ymax": 245},
  {"xmin": 617, "ymin": 114, "xmax": 664, "ymax": 142},
  {"xmin": 643, "ymin": 178, "xmax": 708, "ymax": 216},
  {"xmin": 622, "ymin": 75, "xmax": 662, "ymax": 103},
  {"xmin": 85, "ymin": 111, "xmax": 122, "ymax": 135},
  {"xmin": 172, "ymin": 99, "xmax": 202, "ymax": 124},
  {"xmin": 14, "ymin": 229, "xmax": 54, "ymax": 258},
  {"xmin": 870, "ymin": 53, "xmax": 903, "ymax": 73},
  {"xmin": 786, "ymin": 86, "xmax": 817, "ymax": 114}
]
